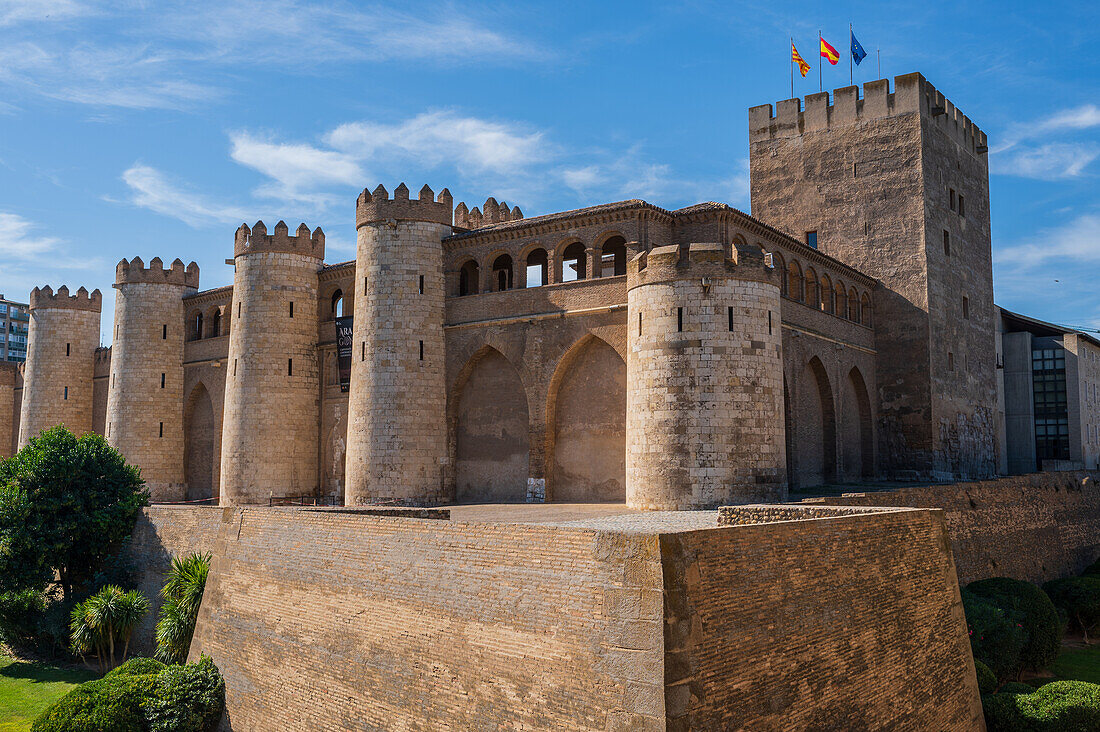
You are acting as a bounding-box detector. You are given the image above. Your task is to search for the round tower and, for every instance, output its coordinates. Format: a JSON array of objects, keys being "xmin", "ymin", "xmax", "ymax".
[
  {"xmin": 105, "ymin": 257, "xmax": 199, "ymax": 501},
  {"xmin": 220, "ymin": 221, "xmax": 324, "ymax": 505},
  {"xmin": 18, "ymin": 285, "xmax": 102, "ymax": 448},
  {"xmin": 344, "ymin": 183, "xmax": 453, "ymax": 505},
  {"xmin": 625, "ymin": 242, "xmax": 785, "ymax": 509}
]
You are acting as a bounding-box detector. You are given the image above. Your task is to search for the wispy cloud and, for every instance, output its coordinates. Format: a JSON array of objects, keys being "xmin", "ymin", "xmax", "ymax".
[
  {"xmin": 992, "ymin": 104, "xmax": 1100, "ymax": 181},
  {"xmin": 0, "ymin": 212, "xmax": 103, "ymax": 305},
  {"xmin": 0, "ymin": 0, "xmax": 91, "ymax": 27},
  {"xmin": 230, "ymin": 132, "xmax": 363, "ymax": 207},
  {"xmin": 121, "ymin": 164, "xmax": 249, "ymax": 226},
  {"xmin": 995, "ymin": 213, "xmax": 1100, "ymax": 268}
]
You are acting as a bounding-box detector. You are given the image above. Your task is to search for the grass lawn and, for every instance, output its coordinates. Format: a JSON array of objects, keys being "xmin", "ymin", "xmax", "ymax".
[
  {"xmin": 1050, "ymin": 642, "xmax": 1100, "ymax": 685},
  {"xmin": 0, "ymin": 653, "xmax": 98, "ymax": 732}
]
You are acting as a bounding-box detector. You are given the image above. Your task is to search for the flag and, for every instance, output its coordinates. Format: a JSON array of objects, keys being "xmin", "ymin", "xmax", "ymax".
[
  {"xmin": 791, "ymin": 42, "xmax": 811, "ymax": 77},
  {"xmin": 820, "ymin": 36, "xmax": 840, "ymax": 65},
  {"xmin": 850, "ymin": 30, "xmax": 867, "ymax": 66}
]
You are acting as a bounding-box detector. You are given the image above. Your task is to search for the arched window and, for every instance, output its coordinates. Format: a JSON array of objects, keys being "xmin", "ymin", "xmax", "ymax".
[
  {"xmin": 561, "ymin": 242, "xmax": 586, "ymax": 282},
  {"xmin": 330, "ymin": 289, "xmax": 344, "ymax": 319},
  {"xmin": 526, "ymin": 248, "xmax": 548, "ymax": 287},
  {"xmin": 861, "ymin": 292, "xmax": 872, "ymax": 327},
  {"xmin": 459, "ymin": 260, "xmax": 480, "ymax": 296},
  {"xmin": 492, "ymin": 254, "xmax": 514, "ymax": 291},
  {"xmin": 805, "ymin": 268, "xmax": 819, "ymax": 310},
  {"xmin": 787, "ymin": 261, "xmax": 804, "ymax": 302},
  {"xmin": 599, "ymin": 236, "xmax": 627, "ymax": 277},
  {"xmin": 191, "ymin": 311, "xmax": 204, "ymax": 341},
  {"xmin": 211, "ymin": 308, "xmax": 222, "ymax": 337},
  {"xmin": 820, "ymin": 274, "xmax": 834, "ymax": 313},
  {"xmin": 835, "ymin": 281, "xmax": 847, "ymax": 319},
  {"xmin": 772, "ymin": 253, "xmax": 787, "ymax": 296},
  {"xmin": 848, "ymin": 288, "xmax": 860, "ymax": 323}
]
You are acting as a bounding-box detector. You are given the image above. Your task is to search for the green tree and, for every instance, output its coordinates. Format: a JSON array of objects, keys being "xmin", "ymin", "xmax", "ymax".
[
  {"xmin": 968, "ymin": 577, "xmax": 1064, "ymax": 675},
  {"xmin": 70, "ymin": 585, "xmax": 150, "ymax": 672},
  {"xmin": 155, "ymin": 553, "xmax": 211, "ymax": 664},
  {"xmin": 0, "ymin": 426, "xmax": 148, "ymax": 601},
  {"xmin": 1044, "ymin": 577, "xmax": 1100, "ymax": 644}
]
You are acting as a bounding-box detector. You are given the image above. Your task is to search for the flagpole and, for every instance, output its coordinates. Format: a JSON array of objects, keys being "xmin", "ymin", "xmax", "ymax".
[
  {"xmin": 818, "ymin": 30, "xmax": 822, "ymax": 93},
  {"xmin": 849, "ymin": 24, "xmax": 853, "ymax": 85},
  {"xmin": 790, "ymin": 37, "xmax": 794, "ymax": 99}
]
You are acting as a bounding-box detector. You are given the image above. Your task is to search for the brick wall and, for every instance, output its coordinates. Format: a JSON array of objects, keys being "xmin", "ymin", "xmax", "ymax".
[
  {"xmin": 805, "ymin": 471, "xmax": 1100, "ymax": 583},
  {"xmin": 664, "ymin": 507, "xmax": 983, "ymax": 730}
]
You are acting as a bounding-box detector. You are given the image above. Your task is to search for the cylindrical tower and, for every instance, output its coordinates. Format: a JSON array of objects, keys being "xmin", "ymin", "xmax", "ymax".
[
  {"xmin": 18, "ymin": 285, "xmax": 102, "ymax": 448},
  {"xmin": 105, "ymin": 257, "xmax": 199, "ymax": 501},
  {"xmin": 219, "ymin": 221, "xmax": 324, "ymax": 505},
  {"xmin": 625, "ymin": 242, "xmax": 785, "ymax": 510},
  {"xmin": 344, "ymin": 183, "xmax": 453, "ymax": 505}
]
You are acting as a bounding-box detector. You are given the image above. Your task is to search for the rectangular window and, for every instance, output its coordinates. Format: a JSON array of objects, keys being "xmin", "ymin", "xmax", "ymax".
[
  {"xmin": 161, "ymin": 373, "xmax": 165, "ymax": 388},
  {"xmin": 949, "ymin": 188, "xmax": 956, "ymax": 211},
  {"xmin": 958, "ymin": 195, "xmax": 965, "ymax": 217},
  {"xmin": 768, "ymin": 310, "xmax": 773, "ymax": 335},
  {"xmin": 677, "ymin": 307, "xmax": 683, "ymax": 332},
  {"xmin": 159, "ymin": 422, "xmax": 163, "ymax": 438},
  {"xmin": 962, "ymin": 296, "xmax": 970, "ymax": 320},
  {"xmin": 419, "ymin": 275, "xmax": 424, "ymax": 294},
  {"xmin": 948, "ymin": 352, "xmax": 954, "ymax": 371},
  {"xmin": 364, "ymin": 277, "xmax": 368, "ymax": 294},
  {"xmin": 162, "ymin": 324, "xmax": 167, "ymax": 340},
  {"xmin": 943, "ymin": 230, "xmax": 951, "ymax": 256},
  {"xmin": 289, "ymin": 301, "xmax": 294, "ymax": 318},
  {"xmin": 728, "ymin": 306, "xmax": 734, "ymax": 332},
  {"xmin": 233, "ymin": 359, "xmax": 237, "ymax": 376},
  {"xmin": 361, "ymin": 342, "xmax": 365, "ymax": 361},
  {"xmin": 237, "ymin": 302, "xmax": 241, "ymax": 318},
  {"xmin": 419, "ymin": 340, "xmax": 424, "ymax": 361},
  {"xmin": 66, "ymin": 342, "xmax": 70, "ymax": 356},
  {"xmin": 638, "ymin": 312, "xmax": 642, "ymax": 336},
  {"xmin": 805, "ymin": 231, "xmax": 818, "ymax": 249},
  {"xmin": 64, "ymin": 386, "xmax": 68, "ymax": 400},
  {"xmin": 288, "ymin": 358, "xmax": 293, "ymax": 376}
]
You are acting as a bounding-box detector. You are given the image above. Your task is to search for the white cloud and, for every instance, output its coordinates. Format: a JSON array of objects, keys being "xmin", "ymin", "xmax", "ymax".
[
  {"xmin": 0, "ymin": 212, "xmax": 64, "ymax": 260},
  {"xmin": 995, "ymin": 213, "xmax": 1100, "ymax": 269},
  {"xmin": 991, "ymin": 143, "xmax": 1100, "ymax": 181},
  {"xmin": 0, "ymin": 0, "xmax": 90, "ymax": 27},
  {"xmin": 229, "ymin": 132, "xmax": 363, "ymax": 206},
  {"xmin": 0, "ymin": 212, "xmax": 103, "ymax": 309},
  {"xmin": 122, "ymin": 164, "xmax": 249, "ymax": 226},
  {"xmin": 327, "ymin": 111, "xmax": 548, "ymax": 176}
]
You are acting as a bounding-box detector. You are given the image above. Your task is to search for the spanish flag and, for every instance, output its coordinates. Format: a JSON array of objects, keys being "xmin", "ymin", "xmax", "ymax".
[
  {"xmin": 791, "ymin": 42, "xmax": 811, "ymax": 77},
  {"xmin": 820, "ymin": 35, "xmax": 840, "ymax": 65}
]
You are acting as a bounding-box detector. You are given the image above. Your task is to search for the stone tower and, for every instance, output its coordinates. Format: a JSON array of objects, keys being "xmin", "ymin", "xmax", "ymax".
[
  {"xmin": 220, "ymin": 221, "xmax": 324, "ymax": 505},
  {"xmin": 749, "ymin": 73, "xmax": 996, "ymax": 480},
  {"xmin": 105, "ymin": 257, "xmax": 199, "ymax": 501},
  {"xmin": 18, "ymin": 285, "xmax": 102, "ymax": 448},
  {"xmin": 625, "ymin": 242, "xmax": 785, "ymax": 510},
  {"xmin": 344, "ymin": 183, "xmax": 453, "ymax": 505}
]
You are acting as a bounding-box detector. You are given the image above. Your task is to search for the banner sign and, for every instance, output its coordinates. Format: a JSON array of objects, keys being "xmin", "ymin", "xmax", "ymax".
[{"xmin": 335, "ymin": 316, "xmax": 354, "ymax": 392}]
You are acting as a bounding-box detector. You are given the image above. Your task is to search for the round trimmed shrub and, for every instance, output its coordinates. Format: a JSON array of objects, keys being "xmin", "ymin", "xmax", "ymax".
[
  {"xmin": 143, "ymin": 654, "xmax": 225, "ymax": 732},
  {"xmin": 974, "ymin": 659, "xmax": 997, "ymax": 695},
  {"xmin": 982, "ymin": 681, "xmax": 1100, "ymax": 731},
  {"xmin": 1044, "ymin": 576, "xmax": 1100, "ymax": 642},
  {"xmin": 963, "ymin": 588, "xmax": 1027, "ymax": 680},
  {"xmin": 31, "ymin": 673, "xmax": 157, "ymax": 732},
  {"xmin": 105, "ymin": 657, "xmax": 167, "ymax": 679},
  {"xmin": 968, "ymin": 578, "xmax": 1063, "ymax": 672}
]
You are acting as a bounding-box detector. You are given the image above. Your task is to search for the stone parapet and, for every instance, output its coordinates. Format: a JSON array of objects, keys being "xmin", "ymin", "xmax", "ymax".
[
  {"xmin": 355, "ymin": 183, "xmax": 453, "ymax": 228},
  {"xmin": 234, "ymin": 220, "xmax": 325, "ymax": 260},
  {"xmin": 114, "ymin": 257, "xmax": 199, "ymax": 289},
  {"xmin": 29, "ymin": 285, "xmax": 102, "ymax": 312}
]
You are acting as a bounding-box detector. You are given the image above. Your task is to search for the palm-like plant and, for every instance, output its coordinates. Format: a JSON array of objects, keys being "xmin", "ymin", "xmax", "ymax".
[
  {"xmin": 69, "ymin": 585, "xmax": 150, "ymax": 671},
  {"xmin": 155, "ymin": 552, "xmax": 211, "ymax": 664}
]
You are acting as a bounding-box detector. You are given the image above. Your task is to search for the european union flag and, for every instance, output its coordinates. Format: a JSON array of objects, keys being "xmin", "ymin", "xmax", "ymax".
[{"xmin": 851, "ymin": 31, "xmax": 867, "ymax": 65}]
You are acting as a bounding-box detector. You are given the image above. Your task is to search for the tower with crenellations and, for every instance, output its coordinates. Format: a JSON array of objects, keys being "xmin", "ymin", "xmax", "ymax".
[
  {"xmin": 625, "ymin": 241, "xmax": 785, "ymax": 509},
  {"xmin": 344, "ymin": 183, "xmax": 454, "ymax": 505},
  {"xmin": 18, "ymin": 285, "xmax": 102, "ymax": 448},
  {"xmin": 105, "ymin": 257, "xmax": 199, "ymax": 501},
  {"xmin": 749, "ymin": 72, "xmax": 996, "ymax": 480},
  {"xmin": 219, "ymin": 221, "xmax": 324, "ymax": 505}
]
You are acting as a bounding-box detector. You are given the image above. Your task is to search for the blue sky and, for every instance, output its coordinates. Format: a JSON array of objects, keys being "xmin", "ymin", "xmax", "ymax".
[{"xmin": 1, "ymin": 0, "xmax": 1098, "ymax": 343}]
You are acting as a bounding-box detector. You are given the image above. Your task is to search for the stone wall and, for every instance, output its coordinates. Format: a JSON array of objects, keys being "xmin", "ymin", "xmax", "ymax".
[
  {"xmin": 663, "ymin": 506, "xmax": 983, "ymax": 730},
  {"xmin": 0, "ymin": 362, "xmax": 15, "ymax": 458},
  {"xmin": 805, "ymin": 471, "xmax": 1100, "ymax": 583}
]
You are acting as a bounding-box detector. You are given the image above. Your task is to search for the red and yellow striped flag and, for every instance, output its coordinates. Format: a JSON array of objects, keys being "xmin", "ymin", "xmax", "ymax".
[
  {"xmin": 791, "ymin": 42, "xmax": 810, "ymax": 77},
  {"xmin": 820, "ymin": 36, "xmax": 840, "ymax": 65}
]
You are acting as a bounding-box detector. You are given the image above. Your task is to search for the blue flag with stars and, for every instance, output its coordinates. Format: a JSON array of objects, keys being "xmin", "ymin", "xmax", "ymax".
[{"xmin": 851, "ymin": 30, "xmax": 867, "ymax": 65}]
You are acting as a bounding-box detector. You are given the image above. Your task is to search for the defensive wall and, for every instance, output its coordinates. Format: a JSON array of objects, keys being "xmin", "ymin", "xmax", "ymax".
[
  {"xmin": 117, "ymin": 502, "xmax": 981, "ymax": 730},
  {"xmin": 803, "ymin": 470, "xmax": 1100, "ymax": 584}
]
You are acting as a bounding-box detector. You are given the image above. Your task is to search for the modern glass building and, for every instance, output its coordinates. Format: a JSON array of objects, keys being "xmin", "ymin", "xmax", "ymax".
[{"xmin": 0, "ymin": 294, "xmax": 29, "ymax": 363}]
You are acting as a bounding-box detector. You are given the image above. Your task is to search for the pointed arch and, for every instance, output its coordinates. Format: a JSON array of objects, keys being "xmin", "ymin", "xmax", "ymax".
[
  {"xmin": 791, "ymin": 356, "xmax": 837, "ymax": 488},
  {"xmin": 820, "ymin": 273, "xmax": 834, "ymax": 313},
  {"xmin": 184, "ymin": 382, "xmax": 216, "ymax": 502},
  {"xmin": 841, "ymin": 366, "xmax": 874, "ymax": 481},
  {"xmin": 805, "ymin": 267, "xmax": 819, "ymax": 310},
  {"xmin": 860, "ymin": 292, "xmax": 873, "ymax": 327},
  {"xmin": 545, "ymin": 334, "xmax": 626, "ymax": 502},
  {"xmin": 450, "ymin": 345, "xmax": 530, "ymax": 502},
  {"xmin": 787, "ymin": 260, "xmax": 804, "ymax": 302}
]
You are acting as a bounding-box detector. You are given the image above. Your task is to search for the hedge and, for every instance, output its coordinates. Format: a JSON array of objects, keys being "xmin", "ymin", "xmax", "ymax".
[
  {"xmin": 968, "ymin": 578, "xmax": 1063, "ymax": 673},
  {"xmin": 983, "ymin": 680, "xmax": 1100, "ymax": 731},
  {"xmin": 962, "ymin": 588, "xmax": 1027, "ymax": 680}
]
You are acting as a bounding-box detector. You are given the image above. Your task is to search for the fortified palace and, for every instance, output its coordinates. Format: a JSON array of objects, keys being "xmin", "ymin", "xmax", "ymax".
[{"xmin": 2, "ymin": 72, "xmax": 1098, "ymax": 509}]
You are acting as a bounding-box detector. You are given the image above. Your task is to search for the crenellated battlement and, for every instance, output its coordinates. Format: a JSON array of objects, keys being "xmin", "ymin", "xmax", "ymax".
[
  {"xmin": 114, "ymin": 256, "xmax": 199, "ymax": 288},
  {"xmin": 453, "ymin": 197, "xmax": 524, "ymax": 229},
  {"xmin": 355, "ymin": 183, "xmax": 453, "ymax": 228},
  {"xmin": 234, "ymin": 220, "xmax": 325, "ymax": 259},
  {"xmin": 627, "ymin": 242, "xmax": 776, "ymax": 289},
  {"xmin": 749, "ymin": 72, "xmax": 988, "ymax": 154},
  {"xmin": 29, "ymin": 285, "xmax": 103, "ymax": 312}
]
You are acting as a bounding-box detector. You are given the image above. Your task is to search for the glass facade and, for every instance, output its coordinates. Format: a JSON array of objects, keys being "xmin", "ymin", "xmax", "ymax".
[
  {"xmin": 1, "ymin": 298, "xmax": 28, "ymax": 362},
  {"xmin": 1032, "ymin": 346, "xmax": 1069, "ymax": 461}
]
